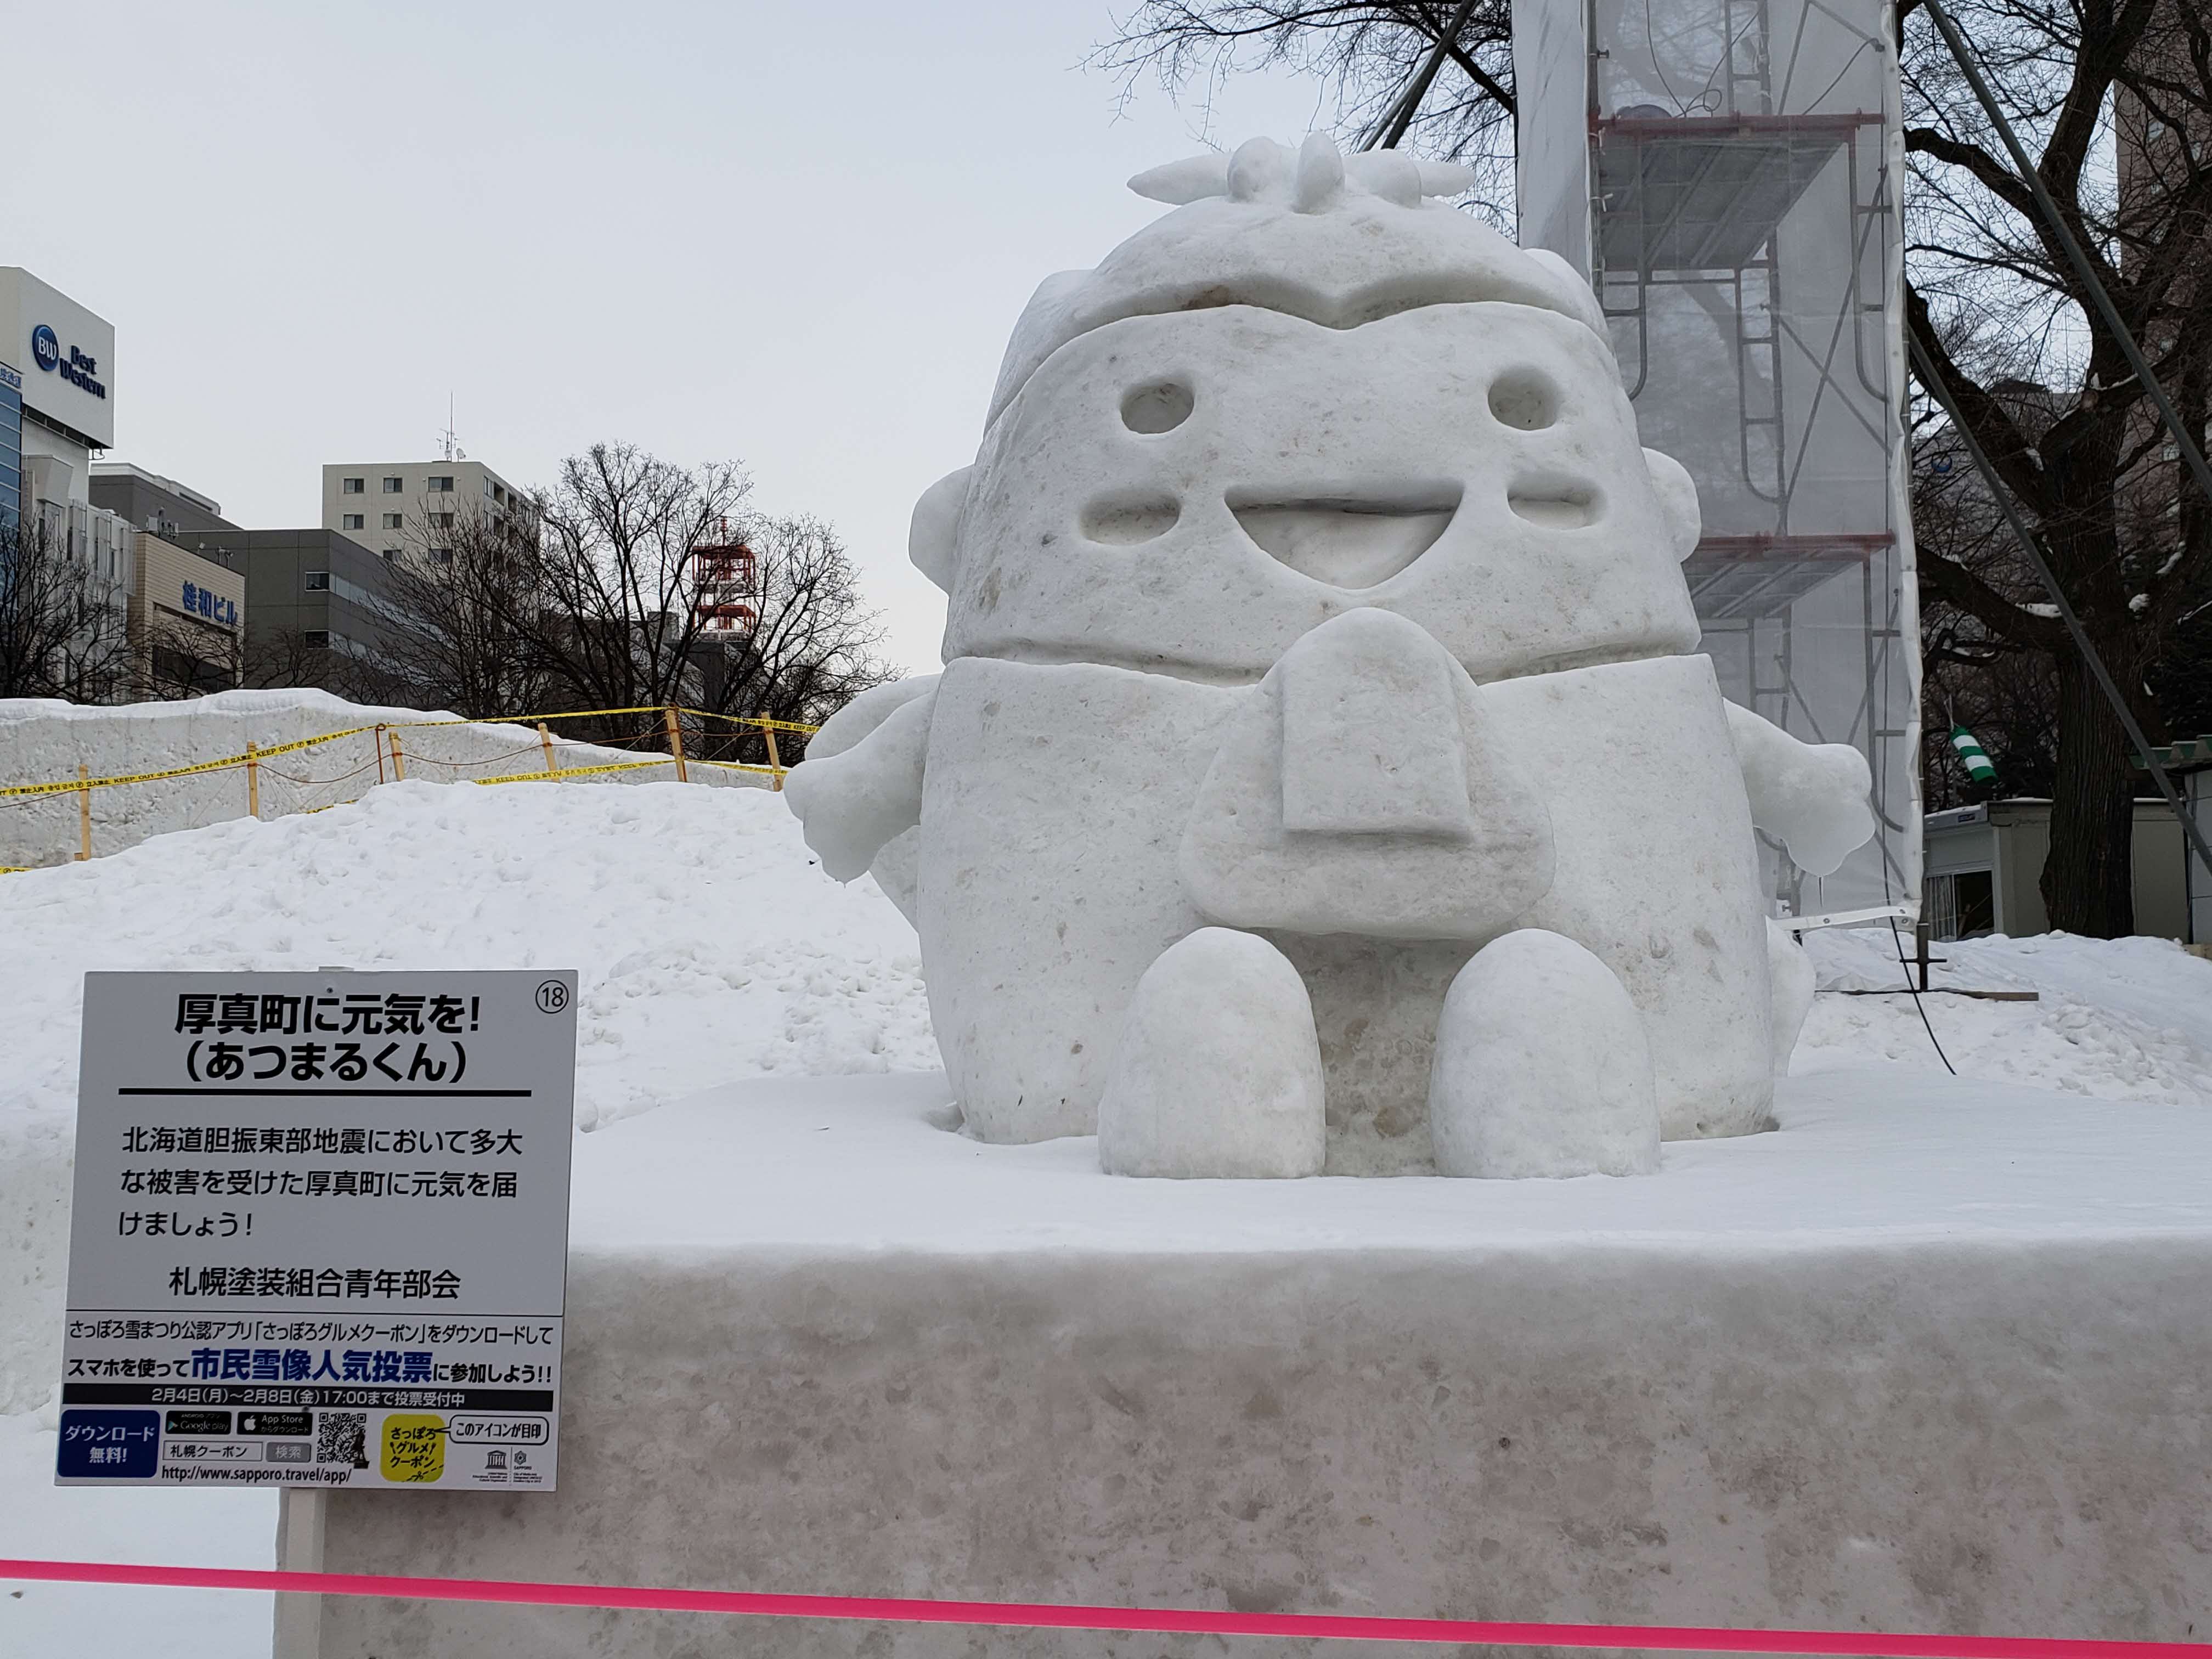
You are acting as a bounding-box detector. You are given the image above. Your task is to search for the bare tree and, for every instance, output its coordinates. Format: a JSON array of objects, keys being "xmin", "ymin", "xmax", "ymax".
[
  {"xmin": 238, "ymin": 622, "xmax": 411, "ymax": 706},
  {"xmin": 482, "ymin": 443, "xmax": 756, "ymax": 745},
  {"xmin": 0, "ymin": 515, "xmax": 133, "ymax": 702},
  {"xmin": 369, "ymin": 443, "xmax": 894, "ymax": 749},
  {"xmin": 376, "ymin": 503, "xmax": 560, "ymax": 718},
  {"xmin": 1911, "ymin": 385, "xmax": 2062, "ymax": 807},
  {"xmin": 1901, "ymin": 0, "xmax": 2212, "ymax": 934},
  {"xmin": 684, "ymin": 514, "xmax": 896, "ymax": 766},
  {"xmin": 140, "ymin": 611, "xmax": 243, "ymax": 699},
  {"xmin": 1094, "ymin": 0, "xmax": 2212, "ymax": 936}
]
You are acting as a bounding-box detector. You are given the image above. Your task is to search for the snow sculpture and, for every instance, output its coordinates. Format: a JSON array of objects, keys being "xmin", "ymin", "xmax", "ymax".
[{"xmin": 787, "ymin": 133, "xmax": 1875, "ymax": 1180}]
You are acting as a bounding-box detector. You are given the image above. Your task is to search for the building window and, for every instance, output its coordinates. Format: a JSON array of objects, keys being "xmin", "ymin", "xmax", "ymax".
[
  {"xmin": 428, "ymin": 475, "xmax": 455, "ymax": 493},
  {"xmin": 0, "ymin": 380, "xmax": 22, "ymax": 527},
  {"xmin": 382, "ymin": 476, "xmax": 403, "ymax": 493},
  {"xmin": 431, "ymin": 512, "xmax": 454, "ymax": 529},
  {"xmin": 342, "ymin": 477, "xmax": 365, "ymax": 494},
  {"xmin": 430, "ymin": 546, "xmax": 453, "ymax": 565},
  {"xmin": 383, "ymin": 512, "xmax": 402, "ymax": 529},
  {"xmin": 341, "ymin": 513, "xmax": 364, "ymax": 530},
  {"xmin": 304, "ymin": 570, "xmax": 331, "ymax": 591},
  {"xmin": 382, "ymin": 548, "xmax": 399, "ymax": 560},
  {"xmin": 303, "ymin": 630, "xmax": 331, "ymax": 648}
]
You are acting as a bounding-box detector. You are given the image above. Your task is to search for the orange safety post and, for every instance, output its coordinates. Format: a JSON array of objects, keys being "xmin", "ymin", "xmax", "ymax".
[
  {"xmin": 388, "ymin": 730, "xmax": 407, "ymax": 782},
  {"xmin": 76, "ymin": 766, "xmax": 91, "ymax": 861},
  {"xmin": 761, "ymin": 721, "xmax": 783, "ymax": 792},
  {"xmin": 538, "ymin": 723, "xmax": 559, "ymax": 777},
  {"xmin": 246, "ymin": 742, "xmax": 260, "ymax": 820}
]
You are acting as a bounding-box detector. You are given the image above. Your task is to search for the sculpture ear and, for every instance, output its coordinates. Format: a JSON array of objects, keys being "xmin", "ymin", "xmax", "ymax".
[
  {"xmin": 1643, "ymin": 448, "xmax": 1701, "ymax": 562},
  {"xmin": 910, "ymin": 466, "xmax": 973, "ymax": 594}
]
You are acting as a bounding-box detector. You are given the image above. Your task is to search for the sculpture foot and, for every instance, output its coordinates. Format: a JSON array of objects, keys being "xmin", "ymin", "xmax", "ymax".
[
  {"xmin": 1428, "ymin": 929, "xmax": 1660, "ymax": 1178},
  {"xmin": 1098, "ymin": 928, "xmax": 1327, "ymax": 1178}
]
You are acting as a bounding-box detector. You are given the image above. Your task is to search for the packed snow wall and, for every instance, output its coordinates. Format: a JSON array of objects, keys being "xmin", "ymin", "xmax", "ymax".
[
  {"xmin": 0, "ymin": 689, "xmax": 765, "ymax": 867},
  {"xmin": 1514, "ymin": 0, "xmax": 1920, "ymax": 922}
]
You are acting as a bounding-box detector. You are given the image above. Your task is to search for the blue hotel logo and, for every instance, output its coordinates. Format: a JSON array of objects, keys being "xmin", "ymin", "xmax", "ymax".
[{"xmin": 30, "ymin": 325, "xmax": 106, "ymax": 399}]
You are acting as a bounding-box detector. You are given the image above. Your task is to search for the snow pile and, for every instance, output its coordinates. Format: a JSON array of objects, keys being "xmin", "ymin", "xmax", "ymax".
[
  {"xmin": 0, "ymin": 769, "xmax": 2207, "ymax": 1654},
  {"xmin": 1797, "ymin": 927, "xmax": 2212, "ymax": 1108},
  {"xmin": 0, "ymin": 777, "xmax": 929, "ymax": 1656},
  {"xmin": 0, "ymin": 780, "xmax": 932, "ymax": 1415},
  {"xmin": 0, "ymin": 686, "xmax": 762, "ymax": 868}
]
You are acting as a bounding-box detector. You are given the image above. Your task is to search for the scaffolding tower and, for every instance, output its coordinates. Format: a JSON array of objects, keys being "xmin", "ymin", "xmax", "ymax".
[
  {"xmin": 690, "ymin": 522, "xmax": 758, "ymax": 635},
  {"xmin": 1515, "ymin": 0, "xmax": 1919, "ymax": 922}
]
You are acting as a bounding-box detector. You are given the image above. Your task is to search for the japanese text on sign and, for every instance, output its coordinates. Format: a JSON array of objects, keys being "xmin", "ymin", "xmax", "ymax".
[{"xmin": 60, "ymin": 970, "xmax": 576, "ymax": 1491}]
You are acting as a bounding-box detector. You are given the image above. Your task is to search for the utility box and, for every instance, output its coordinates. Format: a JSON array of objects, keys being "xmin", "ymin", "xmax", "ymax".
[{"xmin": 1923, "ymin": 800, "xmax": 2191, "ymax": 941}]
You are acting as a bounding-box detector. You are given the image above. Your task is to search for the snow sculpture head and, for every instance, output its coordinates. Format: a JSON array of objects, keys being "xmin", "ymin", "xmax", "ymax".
[
  {"xmin": 914, "ymin": 132, "xmax": 1705, "ymax": 683},
  {"xmin": 788, "ymin": 134, "xmax": 1875, "ymax": 1182}
]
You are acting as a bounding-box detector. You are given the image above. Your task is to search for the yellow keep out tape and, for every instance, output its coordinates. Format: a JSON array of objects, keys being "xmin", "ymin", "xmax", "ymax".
[
  {"xmin": 472, "ymin": 757, "xmax": 783, "ymax": 787},
  {"xmin": 0, "ymin": 725, "xmax": 380, "ymax": 799},
  {"xmin": 471, "ymin": 759, "xmax": 680, "ymax": 787},
  {"xmin": 0, "ymin": 704, "xmax": 814, "ymax": 801}
]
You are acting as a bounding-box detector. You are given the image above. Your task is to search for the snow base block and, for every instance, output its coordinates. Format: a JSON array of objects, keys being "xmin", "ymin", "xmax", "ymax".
[{"xmin": 314, "ymin": 1068, "xmax": 2212, "ymax": 1656}]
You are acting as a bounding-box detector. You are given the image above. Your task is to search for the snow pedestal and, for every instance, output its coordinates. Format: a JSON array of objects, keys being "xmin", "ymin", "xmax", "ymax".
[{"xmin": 312, "ymin": 1070, "xmax": 2212, "ymax": 1657}]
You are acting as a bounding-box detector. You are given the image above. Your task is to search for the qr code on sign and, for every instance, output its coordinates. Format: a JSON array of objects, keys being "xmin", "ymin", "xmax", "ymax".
[{"xmin": 316, "ymin": 1412, "xmax": 368, "ymax": 1469}]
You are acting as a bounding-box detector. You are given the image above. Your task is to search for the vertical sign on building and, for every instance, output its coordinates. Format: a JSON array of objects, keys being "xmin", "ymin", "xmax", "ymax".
[{"xmin": 57, "ymin": 970, "xmax": 577, "ymax": 1491}]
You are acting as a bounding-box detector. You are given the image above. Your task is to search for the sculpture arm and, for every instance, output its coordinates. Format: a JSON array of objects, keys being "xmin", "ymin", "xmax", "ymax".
[
  {"xmin": 1722, "ymin": 701, "xmax": 1876, "ymax": 877},
  {"xmin": 782, "ymin": 680, "xmax": 937, "ymax": 882}
]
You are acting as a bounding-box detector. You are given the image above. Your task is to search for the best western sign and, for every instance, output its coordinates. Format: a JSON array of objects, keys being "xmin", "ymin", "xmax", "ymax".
[
  {"xmin": 0, "ymin": 267, "xmax": 116, "ymax": 448},
  {"xmin": 33, "ymin": 324, "xmax": 106, "ymax": 399}
]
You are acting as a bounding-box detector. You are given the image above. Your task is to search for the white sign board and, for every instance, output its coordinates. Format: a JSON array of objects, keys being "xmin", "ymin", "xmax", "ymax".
[
  {"xmin": 58, "ymin": 970, "xmax": 577, "ymax": 1491},
  {"xmin": 0, "ymin": 267, "xmax": 116, "ymax": 448}
]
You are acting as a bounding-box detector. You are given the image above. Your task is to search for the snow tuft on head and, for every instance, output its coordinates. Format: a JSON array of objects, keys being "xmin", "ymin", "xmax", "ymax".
[{"xmin": 997, "ymin": 136, "xmax": 1613, "ymax": 425}]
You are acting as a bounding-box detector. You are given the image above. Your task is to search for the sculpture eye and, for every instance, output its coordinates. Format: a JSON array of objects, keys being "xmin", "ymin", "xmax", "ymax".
[
  {"xmin": 1488, "ymin": 370, "xmax": 1559, "ymax": 431},
  {"xmin": 1121, "ymin": 381, "xmax": 1194, "ymax": 434},
  {"xmin": 1507, "ymin": 476, "xmax": 1598, "ymax": 528}
]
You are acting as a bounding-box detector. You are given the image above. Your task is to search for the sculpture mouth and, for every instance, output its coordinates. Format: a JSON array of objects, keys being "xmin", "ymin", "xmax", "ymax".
[{"xmin": 1227, "ymin": 485, "xmax": 1460, "ymax": 590}]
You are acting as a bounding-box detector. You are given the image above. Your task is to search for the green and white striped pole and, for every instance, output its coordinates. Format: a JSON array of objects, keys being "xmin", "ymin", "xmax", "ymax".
[{"xmin": 1949, "ymin": 726, "xmax": 1997, "ymax": 786}]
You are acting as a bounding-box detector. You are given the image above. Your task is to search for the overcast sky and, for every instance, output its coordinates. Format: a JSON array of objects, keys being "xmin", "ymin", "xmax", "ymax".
[{"xmin": 10, "ymin": 1, "xmax": 1340, "ymax": 672}]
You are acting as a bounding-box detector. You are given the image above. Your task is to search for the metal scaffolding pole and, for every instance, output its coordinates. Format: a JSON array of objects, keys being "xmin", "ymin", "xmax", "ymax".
[{"xmin": 1905, "ymin": 331, "xmax": 2212, "ymax": 883}]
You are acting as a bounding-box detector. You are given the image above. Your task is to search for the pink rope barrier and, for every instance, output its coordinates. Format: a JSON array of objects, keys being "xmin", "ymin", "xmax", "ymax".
[{"xmin": 0, "ymin": 1558, "xmax": 2199, "ymax": 1655}]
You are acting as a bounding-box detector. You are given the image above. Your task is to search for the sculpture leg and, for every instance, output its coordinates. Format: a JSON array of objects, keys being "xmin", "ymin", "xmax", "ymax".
[
  {"xmin": 1427, "ymin": 929, "xmax": 1661, "ymax": 1179},
  {"xmin": 1098, "ymin": 928, "xmax": 1327, "ymax": 1178}
]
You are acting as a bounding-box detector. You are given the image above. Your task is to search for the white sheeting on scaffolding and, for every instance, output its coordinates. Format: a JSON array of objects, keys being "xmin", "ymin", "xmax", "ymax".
[{"xmin": 1514, "ymin": 0, "xmax": 1920, "ymax": 919}]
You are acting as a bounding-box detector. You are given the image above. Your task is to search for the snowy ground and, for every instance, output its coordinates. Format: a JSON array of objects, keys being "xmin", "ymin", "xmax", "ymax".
[
  {"xmin": 2, "ymin": 780, "xmax": 2209, "ymax": 1654},
  {"xmin": 1799, "ymin": 926, "xmax": 2212, "ymax": 1106},
  {"xmin": 0, "ymin": 781, "xmax": 930, "ymax": 1656}
]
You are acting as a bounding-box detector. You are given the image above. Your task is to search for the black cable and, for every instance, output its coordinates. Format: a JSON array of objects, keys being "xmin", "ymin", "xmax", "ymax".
[{"xmin": 1887, "ymin": 921, "xmax": 1957, "ymax": 1075}]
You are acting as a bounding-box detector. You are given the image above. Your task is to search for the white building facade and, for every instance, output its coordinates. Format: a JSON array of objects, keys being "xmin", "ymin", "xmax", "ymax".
[
  {"xmin": 0, "ymin": 267, "xmax": 145, "ymax": 697},
  {"xmin": 320, "ymin": 457, "xmax": 528, "ymax": 563}
]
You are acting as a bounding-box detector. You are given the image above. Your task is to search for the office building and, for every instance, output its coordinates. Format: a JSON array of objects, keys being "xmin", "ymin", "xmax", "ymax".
[
  {"xmin": 90, "ymin": 461, "xmax": 238, "ymax": 541},
  {"xmin": 93, "ymin": 464, "xmax": 388, "ymax": 670},
  {"xmin": 0, "ymin": 268, "xmax": 171, "ymax": 698},
  {"xmin": 321, "ymin": 456, "xmax": 529, "ymax": 562},
  {"xmin": 187, "ymin": 526, "xmax": 396, "ymax": 662},
  {"xmin": 1, "ymin": 267, "xmax": 133, "ymax": 578},
  {"xmin": 88, "ymin": 464, "xmax": 247, "ymax": 694}
]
